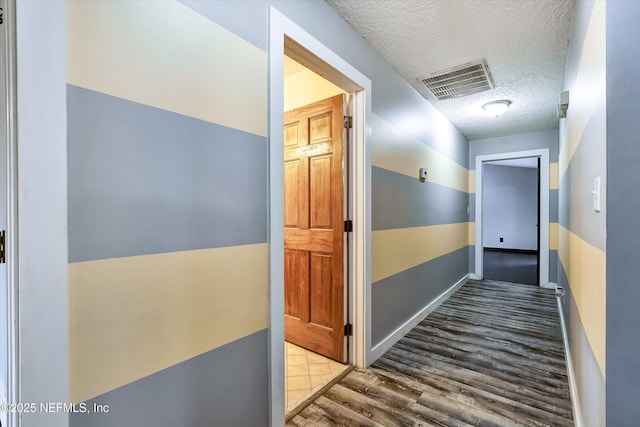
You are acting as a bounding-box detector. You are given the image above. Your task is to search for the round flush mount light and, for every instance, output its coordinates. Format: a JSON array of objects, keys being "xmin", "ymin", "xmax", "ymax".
[{"xmin": 482, "ymin": 100, "xmax": 511, "ymax": 117}]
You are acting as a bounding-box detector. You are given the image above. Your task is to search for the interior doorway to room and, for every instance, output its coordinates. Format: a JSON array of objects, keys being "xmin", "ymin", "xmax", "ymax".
[
  {"xmin": 481, "ymin": 157, "xmax": 540, "ymax": 285},
  {"xmin": 282, "ymin": 55, "xmax": 351, "ymax": 414}
]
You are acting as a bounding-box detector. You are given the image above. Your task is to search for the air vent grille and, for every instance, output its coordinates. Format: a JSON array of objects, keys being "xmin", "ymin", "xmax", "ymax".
[{"xmin": 418, "ymin": 59, "xmax": 495, "ymax": 101}]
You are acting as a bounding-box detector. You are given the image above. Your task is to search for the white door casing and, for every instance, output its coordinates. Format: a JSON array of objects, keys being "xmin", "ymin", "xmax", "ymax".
[{"xmin": 474, "ymin": 149, "xmax": 552, "ymax": 287}]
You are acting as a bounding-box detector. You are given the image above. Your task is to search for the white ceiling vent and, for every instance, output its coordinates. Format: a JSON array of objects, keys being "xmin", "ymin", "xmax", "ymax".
[{"xmin": 418, "ymin": 59, "xmax": 495, "ymax": 101}]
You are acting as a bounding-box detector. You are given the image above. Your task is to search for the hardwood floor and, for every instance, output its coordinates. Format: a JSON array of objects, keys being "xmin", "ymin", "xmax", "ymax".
[
  {"xmin": 287, "ymin": 279, "xmax": 574, "ymax": 426},
  {"xmin": 483, "ymin": 249, "xmax": 538, "ymax": 285}
]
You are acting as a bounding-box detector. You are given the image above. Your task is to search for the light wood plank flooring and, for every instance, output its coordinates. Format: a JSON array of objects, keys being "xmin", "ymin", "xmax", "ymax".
[{"xmin": 287, "ymin": 279, "xmax": 574, "ymax": 426}]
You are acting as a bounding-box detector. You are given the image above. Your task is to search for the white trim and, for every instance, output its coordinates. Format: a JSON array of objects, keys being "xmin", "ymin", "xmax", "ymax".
[
  {"xmin": 557, "ymin": 296, "xmax": 584, "ymax": 427},
  {"xmin": 15, "ymin": 1, "xmax": 69, "ymax": 424},
  {"xmin": 0, "ymin": 385, "xmax": 6, "ymax": 427},
  {"xmin": 349, "ymin": 84, "xmax": 371, "ymax": 369},
  {"xmin": 474, "ymin": 149, "xmax": 551, "ymax": 287},
  {"xmin": 269, "ymin": 7, "xmax": 371, "ymax": 426},
  {"xmin": 370, "ymin": 274, "xmax": 469, "ymax": 361},
  {"xmin": 2, "ymin": 1, "xmax": 19, "ymax": 426}
]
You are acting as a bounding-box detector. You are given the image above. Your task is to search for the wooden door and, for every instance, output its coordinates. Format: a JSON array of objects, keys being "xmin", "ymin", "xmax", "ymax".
[{"xmin": 284, "ymin": 94, "xmax": 345, "ymax": 362}]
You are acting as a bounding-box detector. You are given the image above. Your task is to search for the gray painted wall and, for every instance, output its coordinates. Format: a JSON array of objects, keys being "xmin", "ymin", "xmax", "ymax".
[
  {"xmin": 67, "ymin": 85, "xmax": 268, "ymax": 262},
  {"xmin": 606, "ymin": 1, "xmax": 640, "ymax": 424},
  {"xmin": 482, "ymin": 165, "xmax": 538, "ymax": 250},
  {"xmin": 70, "ymin": 330, "xmax": 268, "ymax": 427},
  {"xmin": 372, "ymin": 167, "xmax": 468, "ymax": 231},
  {"xmin": 559, "ymin": 265, "xmax": 606, "ymax": 426},
  {"xmin": 372, "ymin": 247, "xmax": 468, "ymax": 344},
  {"xmin": 558, "ymin": 99, "xmax": 607, "ymax": 251},
  {"xmin": 558, "ymin": 1, "xmax": 607, "ymax": 425},
  {"xmin": 469, "ymin": 129, "xmax": 559, "ymax": 170}
]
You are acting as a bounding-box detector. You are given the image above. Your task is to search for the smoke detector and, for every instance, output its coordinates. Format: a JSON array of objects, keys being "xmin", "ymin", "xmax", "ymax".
[{"xmin": 418, "ymin": 59, "xmax": 495, "ymax": 101}]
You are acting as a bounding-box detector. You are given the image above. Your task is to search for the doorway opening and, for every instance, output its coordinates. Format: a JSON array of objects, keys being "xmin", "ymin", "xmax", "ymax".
[
  {"xmin": 282, "ymin": 60, "xmax": 351, "ymax": 413},
  {"xmin": 481, "ymin": 157, "xmax": 540, "ymax": 285},
  {"xmin": 269, "ymin": 7, "xmax": 372, "ymax": 426},
  {"xmin": 474, "ymin": 149, "xmax": 551, "ymax": 287}
]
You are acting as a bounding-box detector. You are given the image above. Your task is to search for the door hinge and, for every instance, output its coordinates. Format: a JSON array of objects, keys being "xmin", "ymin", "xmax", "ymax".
[
  {"xmin": 344, "ymin": 116, "xmax": 353, "ymax": 129},
  {"xmin": 0, "ymin": 230, "xmax": 5, "ymax": 264},
  {"xmin": 344, "ymin": 323, "xmax": 353, "ymax": 337},
  {"xmin": 344, "ymin": 220, "xmax": 353, "ymax": 233}
]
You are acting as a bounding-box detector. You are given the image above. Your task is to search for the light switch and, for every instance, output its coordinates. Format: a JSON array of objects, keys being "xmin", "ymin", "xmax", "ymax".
[{"xmin": 591, "ymin": 176, "xmax": 601, "ymax": 212}]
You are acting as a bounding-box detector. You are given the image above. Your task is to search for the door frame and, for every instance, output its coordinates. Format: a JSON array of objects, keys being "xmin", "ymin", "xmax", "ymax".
[
  {"xmin": 473, "ymin": 149, "xmax": 551, "ymax": 287},
  {"xmin": 269, "ymin": 7, "xmax": 372, "ymax": 426},
  {"xmin": 1, "ymin": 1, "xmax": 18, "ymax": 425}
]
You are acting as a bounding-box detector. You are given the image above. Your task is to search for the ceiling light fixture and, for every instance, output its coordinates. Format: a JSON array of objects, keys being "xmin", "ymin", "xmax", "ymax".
[{"xmin": 482, "ymin": 100, "xmax": 511, "ymax": 117}]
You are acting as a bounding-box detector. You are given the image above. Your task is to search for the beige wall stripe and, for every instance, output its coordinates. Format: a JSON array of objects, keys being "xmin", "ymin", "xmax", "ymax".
[
  {"xmin": 558, "ymin": 0, "xmax": 605, "ymax": 179},
  {"xmin": 67, "ymin": 0, "xmax": 267, "ymax": 137},
  {"xmin": 69, "ymin": 243, "xmax": 268, "ymax": 403},
  {"xmin": 549, "ymin": 222, "xmax": 558, "ymax": 251},
  {"xmin": 372, "ymin": 223, "xmax": 468, "ymax": 283},
  {"xmin": 558, "ymin": 226, "xmax": 606, "ymax": 376},
  {"xmin": 549, "ymin": 162, "xmax": 559, "ymax": 190},
  {"xmin": 371, "ymin": 114, "xmax": 468, "ymax": 193}
]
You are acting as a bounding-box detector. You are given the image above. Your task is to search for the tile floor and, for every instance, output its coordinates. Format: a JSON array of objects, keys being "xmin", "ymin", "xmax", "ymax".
[{"xmin": 285, "ymin": 341, "xmax": 349, "ymax": 413}]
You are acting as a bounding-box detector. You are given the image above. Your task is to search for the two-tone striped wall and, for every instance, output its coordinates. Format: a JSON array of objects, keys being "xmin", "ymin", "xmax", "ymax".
[
  {"xmin": 558, "ymin": 1, "xmax": 606, "ymax": 425},
  {"xmin": 67, "ymin": 1, "xmax": 268, "ymax": 425},
  {"xmin": 606, "ymin": 1, "xmax": 640, "ymax": 424},
  {"xmin": 371, "ymin": 113, "xmax": 469, "ymax": 345},
  {"xmin": 468, "ymin": 129, "xmax": 560, "ymax": 282}
]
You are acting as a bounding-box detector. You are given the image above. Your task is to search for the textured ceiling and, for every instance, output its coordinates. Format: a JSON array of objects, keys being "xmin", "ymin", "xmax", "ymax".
[{"xmin": 325, "ymin": 0, "xmax": 575, "ymax": 140}]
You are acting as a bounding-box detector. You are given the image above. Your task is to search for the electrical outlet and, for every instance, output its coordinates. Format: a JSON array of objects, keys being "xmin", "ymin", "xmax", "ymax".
[{"xmin": 499, "ymin": 237, "xmax": 503, "ymax": 242}]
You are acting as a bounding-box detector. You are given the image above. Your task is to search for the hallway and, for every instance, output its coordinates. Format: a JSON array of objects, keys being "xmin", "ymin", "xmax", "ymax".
[{"xmin": 287, "ymin": 280, "xmax": 573, "ymax": 426}]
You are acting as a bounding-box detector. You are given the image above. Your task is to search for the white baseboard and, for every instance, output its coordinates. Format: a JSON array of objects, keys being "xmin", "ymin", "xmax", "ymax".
[
  {"xmin": 470, "ymin": 273, "xmax": 481, "ymax": 280},
  {"xmin": 370, "ymin": 274, "xmax": 469, "ymax": 362},
  {"xmin": 557, "ymin": 296, "xmax": 583, "ymax": 427},
  {"xmin": 541, "ymin": 281, "xmax": 558, "ymax": 289}
]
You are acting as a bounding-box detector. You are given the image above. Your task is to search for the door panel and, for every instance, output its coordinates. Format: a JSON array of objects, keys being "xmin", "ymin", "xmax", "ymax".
[
  {"xmin": 310, "ymin": 253, "xmax": 333, "ymax": 327},
  {"xmin": 309, "ymin": 155, "xmax": 332, "ymax": 229},
  {"xmin": 284, "ymin": 161, "xmax": 301, "ymax": 227},
  {"xmin": 284, "ymin": 94, "xmax": 345, "ymax": 362},
  {"xmin": 284, "ymin": 249, "xmax": 306, "ymax": 319},
  {"xmin": 309, "ymin": 114, "xmax": 332, "ymax": 143}
]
